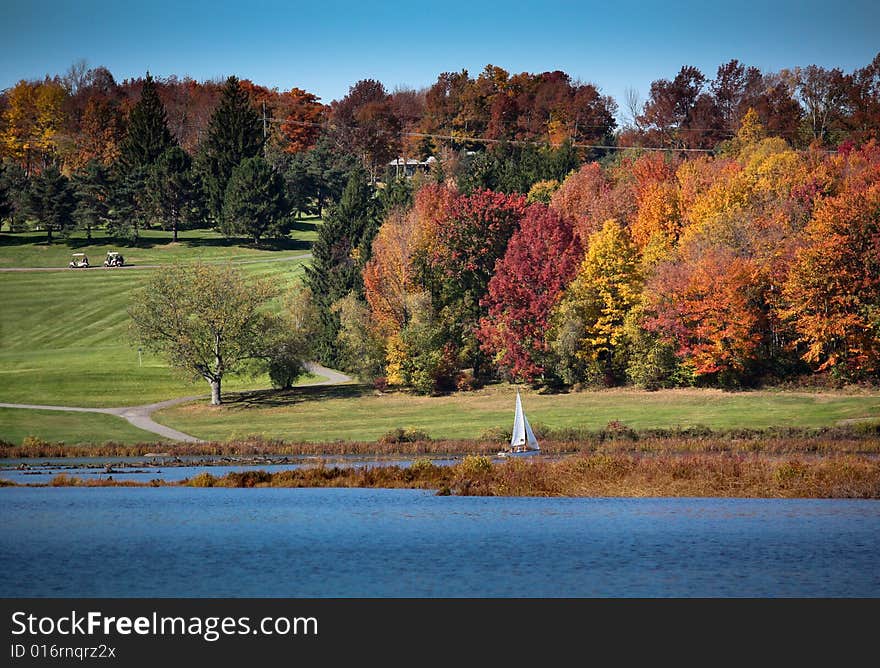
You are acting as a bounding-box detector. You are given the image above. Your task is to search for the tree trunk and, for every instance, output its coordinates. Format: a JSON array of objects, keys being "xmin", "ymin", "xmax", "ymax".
[
  {"xmin": 46, "ymin": 226, "xmax": 53, "ymax": 244},
  {"xmin": 209, "ymin": 378, "xmax": 222, "ymax": 405},
  {"xmin": 172, "ymin": 219, "xmax": 178, "ymax": 242}
]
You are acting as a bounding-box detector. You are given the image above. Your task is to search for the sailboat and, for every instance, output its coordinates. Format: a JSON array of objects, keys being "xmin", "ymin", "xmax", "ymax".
[{"xmin": 498, "ymin": 391, "xmax": 540, "ymax": 457}]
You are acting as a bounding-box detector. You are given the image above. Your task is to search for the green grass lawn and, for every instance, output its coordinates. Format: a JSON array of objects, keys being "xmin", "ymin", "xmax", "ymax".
[
  {"xmin": 0, "ymin": 407, "xmax": 167, "ymax": 445},
  {"xmin": 0, "ymin": 226, "xmax": 315, "ymax": 412},
  {"xmin": 0, "ymin": 219, "xmax": 318, "ymax": 268},
  {"xmin": 153, "ymin": 384, "xmax": 880, "ymax": 443}
]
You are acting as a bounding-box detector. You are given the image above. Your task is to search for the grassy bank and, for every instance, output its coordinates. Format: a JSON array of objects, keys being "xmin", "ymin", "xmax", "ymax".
[
  {"xmin": 14, "ymin": 453, "xmax": 880, "ymax": 498},
  {"xmin": 0, "ymin": 408, "xmax": 167, "ymax": 445},
  {"xmin": 3, "ymin": 426, "xmax": 879, "ymax": 457},
  {"xmin": 153, "ymin": 384, "xmax": 880, "ymax": 443}
]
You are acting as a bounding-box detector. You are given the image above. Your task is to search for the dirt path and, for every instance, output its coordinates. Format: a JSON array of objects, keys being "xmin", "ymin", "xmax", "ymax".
[{"xmin": 0, "ymin": 362, "xmax": 352, "ymax": 443}]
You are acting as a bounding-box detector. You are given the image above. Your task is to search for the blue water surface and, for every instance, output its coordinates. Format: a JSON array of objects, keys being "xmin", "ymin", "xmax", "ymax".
[{"xmin": 1, "ymin": 488, "xmax": 878, "ymax": 597}]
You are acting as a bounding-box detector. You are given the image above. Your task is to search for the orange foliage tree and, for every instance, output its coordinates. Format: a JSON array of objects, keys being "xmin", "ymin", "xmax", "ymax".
[
  {"xmin": 645, "ymin": 246, "xmax": 765, "ymax": 381},
  {"xmin": 782, "ymin": 155, "xmax": 880, "ymax": 377}
]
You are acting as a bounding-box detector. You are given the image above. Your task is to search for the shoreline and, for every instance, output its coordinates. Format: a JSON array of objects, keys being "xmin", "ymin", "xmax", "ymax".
[{"xmin": 3, "ymin": 452, "xmax": 879, "ymax": 499}]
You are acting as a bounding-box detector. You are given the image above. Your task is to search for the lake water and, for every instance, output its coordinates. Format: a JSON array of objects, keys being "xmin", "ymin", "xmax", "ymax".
[{"xmin": 1, "ymin": 488, "xmax": 878, "ymax": 597}]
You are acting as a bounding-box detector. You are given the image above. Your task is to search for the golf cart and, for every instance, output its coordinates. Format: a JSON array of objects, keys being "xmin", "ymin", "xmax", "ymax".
[
  {"xmin": 103, "ymin": 251, "xmax": 125, "ymax": 268},
  {"xmin": 68, "ymin": 253, "xmax": 89, "ymax": 269}
]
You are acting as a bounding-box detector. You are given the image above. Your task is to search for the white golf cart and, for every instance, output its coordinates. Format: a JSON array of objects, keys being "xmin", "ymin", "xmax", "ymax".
[
  {"xmin": 103, "ymin": 251, "xmax": 125, "ymax": 268},
  {"xmin": 68, "ymin": 253, "xmax": 89, "ymax": 269}
]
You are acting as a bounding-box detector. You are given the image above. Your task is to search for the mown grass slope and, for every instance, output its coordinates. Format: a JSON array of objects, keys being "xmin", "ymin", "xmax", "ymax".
[
  {"xmin": 0, "ymin": 219, "xmax": 318, "ymax": 268},
  {"xmin": 154, "ymin": 384, "xmax": 880, "ymax": 443},
  {"xmin": 0, "ymin": 229, "xmax": 315, "ymax": 409}
]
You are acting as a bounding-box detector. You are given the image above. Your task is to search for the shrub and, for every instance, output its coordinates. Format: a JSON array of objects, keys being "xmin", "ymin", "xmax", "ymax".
[
  {"xmin": 459, "ymin": 455, "xmax": 493, "ymax": 476},
  {"xmin": 378, "ymin": 428, "xmax": 432, "ymax": 445},
  {"xmin": 187, "ymin": 472, "xmax": 216, "ymax": 487},
  {"xmin": 22, "ymin": 435, "xmax": 52, "ymax": 449}
]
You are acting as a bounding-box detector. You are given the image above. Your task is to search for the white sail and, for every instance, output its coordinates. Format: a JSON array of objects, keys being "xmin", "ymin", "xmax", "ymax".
[
  {"xmin": 510, "ymin": 392, "xmax": 539, "ymax": 451},
  {"xmin": 511, "ymin": 392, "xmax": 525, "ymax": 446},
  {"xmin": 523, "ymin": 407, "xmax": 539, "ymax": 450}
]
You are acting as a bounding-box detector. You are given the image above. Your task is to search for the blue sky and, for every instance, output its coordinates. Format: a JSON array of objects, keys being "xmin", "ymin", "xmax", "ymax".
[{"xmin": 1, "ymin": 0, "xmax": 878, "ymax": 119}]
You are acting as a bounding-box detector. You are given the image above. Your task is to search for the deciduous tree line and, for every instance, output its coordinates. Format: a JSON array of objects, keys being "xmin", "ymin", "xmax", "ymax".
[
  {"xmin": 3, "ymin": 54, "xmax": 880, "ymax": 244},
  {"xmin": 319, "ymin": 115, "xmax": 880, "ymax": 391}
]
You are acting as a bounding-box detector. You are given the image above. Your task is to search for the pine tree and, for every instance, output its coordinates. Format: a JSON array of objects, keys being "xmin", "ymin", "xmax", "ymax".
[
  {"xmin": 107, "ymin": 165, "xmax": 147, "ymax": 241},
  {"xmin": 304, "ymin": 168, "xmax": 379, "ymax": 365},
  {"xmin": 0, "ymin": 163, "xmax": 11, "ymax": 223},
  {"xmin": 0, "ymin": 162, "xmax": 28, "ymax": 231},
  {"xmin": 27, "ymin": 165, "xmax": 76, "ymax": 243},
  {"xmin": 199, "ymin": 76, "xmax": 264, "ymax": 221},
  {"xmin": 72, "ymin": 160, "xmax": 110, "ymax": 240},
  {"xmin": 147, "ymin": 146, "xmax": 201, "ymax": 242},
  {"xmin": 221, "ymin": 156, "xmax": 288, "ymax": 244},
  {"xmin": 119, "ymin": 73, "xmax": 174, "ymax": 171}
]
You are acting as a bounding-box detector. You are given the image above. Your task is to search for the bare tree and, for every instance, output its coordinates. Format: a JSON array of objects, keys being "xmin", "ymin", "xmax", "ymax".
[
  {"xmin": 63, "ymin": 59, "xmax": 89, "ymax": 94},
  {"xmin": 624, "ymin": 87, "xmax": 643, "ymax": 129}
]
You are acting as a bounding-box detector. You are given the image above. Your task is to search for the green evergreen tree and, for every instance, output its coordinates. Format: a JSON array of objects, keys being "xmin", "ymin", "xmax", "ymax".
[
  {"xmin": 199, "ymin": 76, "xmax": 264, "ymax": 221},
  {"xmin": 0, "ymin": 163, "xmax": 11, "ymax": 224},
  {"xmin": 304, "ymin": 168, "xmax": 379, "ymax": 365},
  {"xmin": 72, "ymin": 160, "xmax": 110, "ymax": 240},
  {"xmin": 0, "ymin": 162, "xmax": 29, "ymax": 231},
  {"xmin": 27, "ymin": 165, "xmax": 76, "ymax": 243},
  {"xmin": 221, "ymin": 156, "xmax": 288, "ymax": 244},
  {"xmin": 147, "ymin": 146, "xmax": 201, "ymax": 241},
  {"xmin": 119, "ymin": 73, "xmax": 174, "ymax": 172},
  {"xmin": 107, "ymin": 165, "xmax": 147, "ymax": 241}
]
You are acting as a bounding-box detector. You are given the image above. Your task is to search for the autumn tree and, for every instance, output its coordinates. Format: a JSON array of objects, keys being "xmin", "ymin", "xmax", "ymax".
[
  {"xmin": 278, "ymin": 87, "xmax": 325, "ymax": 153},
  {"xmin": 645, "ymin": 246, "xmax": 764, "ymax": 384},
  {"xmin": 330, "ymin": 79, "xmax": 401, "ymax": 182},
  {"xmin": 221, "ymin": 156, "xmax": 288, "ymax": 243},
  {"xmin": 1, "ymin": 79, "xmax": 68, "ymax": 174},
  {"xmin": 549, "ymin": 220, "xmax": 642, "ymax": 385},
  {"xmin": 782, "ymin": 166, "xmax": 880, "ymax": 378},
  {"xmin": 200, "ymin": 76, "xmax": 264, "ymax": 220},
  {"xmin": 128, "ymin": 263, "xmax": 279, "ymax": 405},
  {"xmin": 428, "ymin": 189, "xmax": 528, "ymax": 376},
  {"xmin": 477, "ymin": 205, "xmax": 582, "ymax": 382},
  {"xmin": 73, "ymin": 94, "xmax": 124, "ymax": 168},
  {"xmin": 27, "ymin": 165, "xmax": 76, "ymax": 242}
]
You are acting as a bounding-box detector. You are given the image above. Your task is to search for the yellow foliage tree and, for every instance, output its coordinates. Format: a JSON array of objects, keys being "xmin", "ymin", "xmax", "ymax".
[{"xmin": 550, "ymin": 220, "xmax": 642, "ymax": 380}]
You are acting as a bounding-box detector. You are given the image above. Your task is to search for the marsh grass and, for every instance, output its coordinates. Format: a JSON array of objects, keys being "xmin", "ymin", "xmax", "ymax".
[
  {"xmin": 3, "ymin": 425, "xmax": 879, "ymax": 458},
  {"xmin": 10, "ymin": 453, "xmax": 878, "ymax": 498}
]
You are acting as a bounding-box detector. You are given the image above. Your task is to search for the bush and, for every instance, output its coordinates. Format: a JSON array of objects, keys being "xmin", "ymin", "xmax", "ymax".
[
  {"xmin": 459, "ymin": 455, "xmax": 493, "ymax": 476},
  {"xmin": 266, "ymin": 345, "xmax": 305, "ymax": 390},
  {"xmin": 378, "ymin": 427, "xmax": 432, "ymax": 445},
  {"xmin": 187, "ymin": 472, "xmax": 216, "ymax": 487},
  {"xmin": 22, "ymin": 435, "xmax": 52, "ymax": 449}
]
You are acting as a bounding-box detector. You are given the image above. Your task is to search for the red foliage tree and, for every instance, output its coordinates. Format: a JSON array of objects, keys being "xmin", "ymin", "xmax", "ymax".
[{"xmin": 477, "ymin": 205, "xmax": 582, "ymax": 381}]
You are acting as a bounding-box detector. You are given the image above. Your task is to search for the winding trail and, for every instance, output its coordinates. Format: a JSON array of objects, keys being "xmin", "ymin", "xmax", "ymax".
[{"xmin": 0, "ymin": 362, "xmax": 352, "ymax": 443}]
